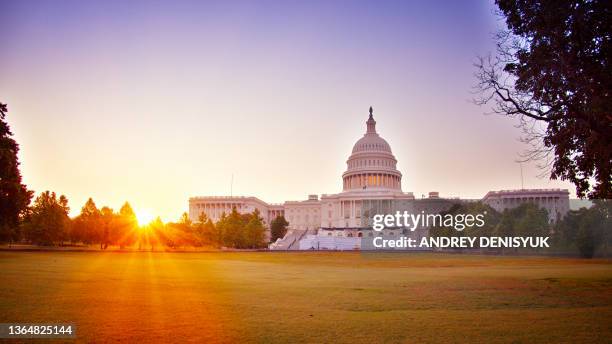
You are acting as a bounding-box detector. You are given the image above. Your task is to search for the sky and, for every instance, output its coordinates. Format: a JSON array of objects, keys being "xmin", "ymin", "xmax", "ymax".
[{"xmin": 0, "ymin": 0, "xmax": 575, "ymax": 221}]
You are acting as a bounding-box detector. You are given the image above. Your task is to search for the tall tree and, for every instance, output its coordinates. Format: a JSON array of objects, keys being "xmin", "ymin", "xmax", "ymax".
[
  {"xmin": 218, "ymin": 207, "xmax": 245, "ymax": 248},
  {"xmin": 99, "ymin": 206, "xmax": 116, "ymax": 249},
  {"xmin": 474, "ymin": 0, "xmax": 611, "ymax": 199},
  {"xmin": 117, "ymin": 202, "xmax": 137, "ymax": 249},
  {"xmin": 0, "ymin": 103, "xmax": 33, "ymax": 242},
  {"xmin": 71, "ymin": 198, "xmax": 102, "ymax": 244},
  {"xmin": 195, "ymin": 213, "xmax": 218, "ymax": 247},
  {"xmin": 244, "ymin": 212, "xmax": 266, "ymax": 249},
  {"xmin": 22, "ymin": 191, "xmax": 70, "ymax": 245}
]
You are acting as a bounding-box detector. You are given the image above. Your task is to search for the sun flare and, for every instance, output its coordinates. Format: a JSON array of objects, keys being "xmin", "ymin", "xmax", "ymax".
[{"xmin": 135, "ymin": 209, "xmax": 154, "ymax": 226}]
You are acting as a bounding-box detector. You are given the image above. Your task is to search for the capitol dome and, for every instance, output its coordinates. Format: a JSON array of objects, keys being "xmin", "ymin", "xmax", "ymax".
[
  {"xmin": 342, "ymin": 107, "xmax": 402, "ymax": 192},
  {"xmin": 351, "ymin": 133, "xmax": 392, "ymax": 154}
]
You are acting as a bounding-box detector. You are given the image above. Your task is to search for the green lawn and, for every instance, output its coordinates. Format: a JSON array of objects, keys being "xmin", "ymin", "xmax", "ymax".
[{"xmin": 0, "ymin": 252, "xmax": 610, "ymax": 343}]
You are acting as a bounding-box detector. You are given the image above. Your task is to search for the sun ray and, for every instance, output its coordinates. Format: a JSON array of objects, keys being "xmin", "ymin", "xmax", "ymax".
[{"xmin": 135, "ymin": 209, "xmax": 154, "ymax": 226}]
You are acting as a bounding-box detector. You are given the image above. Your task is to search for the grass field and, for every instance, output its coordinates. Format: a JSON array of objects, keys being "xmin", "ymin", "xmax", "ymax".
[{"xmin": 0, "ymin": 252, "xmax": 611, "ymax": 343}]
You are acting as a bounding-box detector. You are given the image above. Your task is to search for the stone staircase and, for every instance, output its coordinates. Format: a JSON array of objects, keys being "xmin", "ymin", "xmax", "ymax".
[{"xmin": 269, "ymin": 229, "xmax": 310, "ymax": 250}]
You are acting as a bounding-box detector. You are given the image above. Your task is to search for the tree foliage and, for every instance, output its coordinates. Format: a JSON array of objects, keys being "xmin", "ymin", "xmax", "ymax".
[
  {"xmin": 496, "ymin": 203, "xmax": 550, "ymax": 238},
  {"xmin": 99, "ymin": 206, "xmax": 115, "ymax": 249},
  {"xmin": 431, "ymin": 202, "xmax": 551, "ymax": 250},
  {"xmin": 19, "ymin": 192, "xmax": 269, "ymax": 250},
  {"xmin": 430, "ymin": 202, "xmax": 501, "ymax": 242},
  {"xmin": 117, "ymin": 202, "xmax": 137, "ymax": 249},
  {"xmin": 474, "ymin": 0, "xmax": 611, "ymax": 199},
  {"xmin": 22, "ymin": 191, "xmax": 70, "ymax": 245},
  {"xmin": 71, "ymin": 198, "xmax": 102, "ymax": 244},
  {"xmin": 216, "ymin": 208, "xmax": 267, "ymax": 249},
  {"xmin": 556, "ymin": 200, "xmax": 611, "ymax": 257},
  {"xmin": 0, "ymin": 103, "xmax": 33, "ymax": 242},
  {"xmin": 195, "ymin": 213, "xmax": 219, "ymax": 247},
  {"xmin": 270, "ymin": 215, "xmax": 289, "ymax": 243}
]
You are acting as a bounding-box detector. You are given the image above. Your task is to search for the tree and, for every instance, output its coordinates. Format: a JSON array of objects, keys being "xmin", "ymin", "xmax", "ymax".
[
  {"xmin": 270, "ymin": 215, "xmax": 289, "ymax": 243},
  {"xmin": 430, "ymin": 202, "xmax": 501, "ymax": 247},
  {"xmin": 71, "ymin": 198, "xmax": 102, "ymax": 244},
  {"xmin": 558, "ymin": 200, "xmax": 610, "ymax": 258},
  {"xmin": 162, "ymin": 213, "xmax": 199, "ymax": 249},
  {"xmin": 117, "ymin": 202, "xmax": 137, "ymax": 249},
  {"xmin": 214, "ymin": 208, "xmax": 267, "ymax": 249},
  {"xmin": 514, "ymin": 204, "xmax": 550, "ymax": 238},
  {"xmin": 218, "ymin": 207, "xmax": 244, "ymax": 248},
  {"xmin": 244, "ymin": 211, "xmax": 266, "ymax": 249},
  {"xmin": 0, "ymin": 103, "xmax": 33, "ymax": 242},
  {"xmin": 144, "ymin": 216, "xmax": 163, "ymax": 250},
  {"xmin": 495, "ymin": 203, "xmax": 550, "ymax": 237},
  {"xmin": 177, "ymin": 212, "xmax": 200, "ymax": 247},
  {"xmin": 99, "ymin": 206, "xmax": 116, "ymax": 249},
  {"xmin": 195, "ymin": 213, "xmax": 218, "ymax": 247},
  {"xmin": 474, "ymin": 0, "xmax": 611, "ymax": 199},
  {"xmin": 22, "ymin": 191, "xmax": 70, "ymax": 245}
]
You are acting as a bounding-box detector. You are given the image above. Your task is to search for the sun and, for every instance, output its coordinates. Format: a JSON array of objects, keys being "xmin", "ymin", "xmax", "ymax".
[{"xmin": 135, "ymin": 209, "xmax": 154, "ymax": 226}]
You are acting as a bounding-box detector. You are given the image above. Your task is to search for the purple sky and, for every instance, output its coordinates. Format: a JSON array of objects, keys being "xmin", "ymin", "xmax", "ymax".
[{"xmin": 0, "ymin": 0, "xmax": 575, "ymax": 220}]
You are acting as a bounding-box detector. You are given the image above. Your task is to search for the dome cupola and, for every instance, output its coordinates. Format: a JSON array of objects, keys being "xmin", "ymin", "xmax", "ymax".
[{"xmin": 342, "ymin": 107, "xmax": 402, "ymax": 192}]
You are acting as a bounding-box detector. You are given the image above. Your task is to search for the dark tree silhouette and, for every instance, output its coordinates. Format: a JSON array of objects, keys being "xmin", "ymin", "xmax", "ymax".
[
  {"xmin": 22, "ymin": 191, "xmax": 70, "ymax": 245},
  {"xmin": 270, "ymin": 215, "xmax": 289, "ymax": 243},
  {"xmin": 71, "ymin": 198, "xmax": 102, "ymax": 244},
  {"xmin": 0, "ymin": 103, "xmax": 33, "ymax": 242},
  {"xmin": 474, "ymin": 0, "xmax": 611, "ymax": 199}
]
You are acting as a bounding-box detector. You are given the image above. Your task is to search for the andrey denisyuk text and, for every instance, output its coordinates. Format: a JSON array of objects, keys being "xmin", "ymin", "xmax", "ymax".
[
  {"xmin": 372, "ymin": 236, "xmax": 550, "ymax": 249},
  {"xmin": 370, "ymin": 211, "xmax": 550, "ymax": 249}
]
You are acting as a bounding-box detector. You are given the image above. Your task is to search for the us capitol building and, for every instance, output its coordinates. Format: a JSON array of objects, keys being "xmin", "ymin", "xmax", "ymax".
[{"xmin": 189, "ymin": 107, "xmax": 570, "ymax": 250}]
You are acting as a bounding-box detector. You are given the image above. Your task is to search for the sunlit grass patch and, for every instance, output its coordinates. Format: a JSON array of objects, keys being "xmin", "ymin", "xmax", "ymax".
[{"xmin": 0, "ymin": 252, "xmax": 610, "ymax": 343}]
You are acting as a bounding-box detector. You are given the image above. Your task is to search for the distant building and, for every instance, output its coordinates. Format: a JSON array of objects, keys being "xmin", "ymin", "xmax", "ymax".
[
  {"xmin": 189, "ymin": 107, "xmax": 570, "ymax": 249},
  {"xmin": 188, "ymin": 196, "xmax": 282, "ymax": 226},
  {"xmin": 482, "ymin": 189, "xmax": 570, "ymax": 223}
]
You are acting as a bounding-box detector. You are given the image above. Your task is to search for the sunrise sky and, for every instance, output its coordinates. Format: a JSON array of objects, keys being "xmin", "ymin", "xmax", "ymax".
[{"xmin": 0, "ymin": 0, "xmax": 575, "ymax": 220}]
